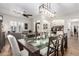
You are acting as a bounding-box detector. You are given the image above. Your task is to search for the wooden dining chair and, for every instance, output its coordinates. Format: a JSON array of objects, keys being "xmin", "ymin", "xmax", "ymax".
[
  {"xmin": 40, "ymin": 36, "xmax": 58, "ymax": 56},
  {"xmin": 57, "ymin": 34, "xmax": 66, "ymax": 56},
  {"xmin": 7, "ymin": 35, "xmax": 28, "ymax": 56},
  {"xmin": 63, "ymin": 33, "xmax": 68, "ymax": 50},
  {"xmin": 47, "ymin": 36, "xmax": 59, "ymax": 56},
  {"xmin": 57, "ymin": 33, "xmax": 68, "ymax": 56}
]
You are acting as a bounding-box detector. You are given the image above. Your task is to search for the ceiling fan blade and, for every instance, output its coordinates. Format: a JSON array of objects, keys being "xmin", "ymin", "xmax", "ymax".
[
  {"xmin": 23, "ymin": 14, "xmax": 32, "ymax": 16},
  {"xmin": 22, "ymin": 14, "xmax": 32, "ymax": 18}
]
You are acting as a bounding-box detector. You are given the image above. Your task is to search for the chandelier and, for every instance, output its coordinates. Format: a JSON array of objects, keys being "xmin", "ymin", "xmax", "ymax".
[{"xmin": 39, "ymin": 3, "xmax": 56, "ymax": 17}]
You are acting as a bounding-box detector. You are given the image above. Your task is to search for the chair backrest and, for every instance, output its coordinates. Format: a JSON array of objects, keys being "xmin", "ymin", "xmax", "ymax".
[
  {"xmin": 7, "ymin": 35, "xmax": 21, "ymax": 56},
  {"xmin": 0, "ymin": 32, "xmax": 5, "ymax": 51},
  {"xmin": 8, "ymin": 32, "xmax": 22, "ymax": 39},
  {"xmin": 47, "ymin": 36, "xmax": 59, "ymax": 56},
  {"xmin": 63, "ymin": 33, "xmax": 68, "ymax": 49}
]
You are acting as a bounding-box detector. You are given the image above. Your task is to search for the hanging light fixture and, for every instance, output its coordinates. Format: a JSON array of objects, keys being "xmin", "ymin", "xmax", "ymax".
[{"xmin": 39, "ymin": 3, "xmax": 56, "ymax": 17}]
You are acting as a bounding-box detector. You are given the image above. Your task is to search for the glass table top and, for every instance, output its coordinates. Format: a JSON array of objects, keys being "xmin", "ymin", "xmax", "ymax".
[
  {"xmin": 25, "ymin": 37, "xmax": 49, "ymax": 49},
  {"xmin": 23, "ymin": 33, "xmax": 63, "ymax": 50}
]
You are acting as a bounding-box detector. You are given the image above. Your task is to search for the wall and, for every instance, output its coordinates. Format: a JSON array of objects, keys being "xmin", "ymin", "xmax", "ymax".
[
  {"xmin": 33, "ymin": 15, "xmax": 65, "ymax": 37},
  {"xmin": 0, "ymin": 12, "xmax": 33, "ymax": 33},
  {"xmin": 0, "ymin": 12, "xmax": 65, "ymax": 34},
  {"xmin": 33, "ymin": 15, "xmax": 51, "ymax": 37},
  {"xmin": 64, "ymin": 17, "xmax": 79, "ymax": 39},
  {"xmin": 51, "ymin": 19, "xmax": 64, "ymax": 26}
]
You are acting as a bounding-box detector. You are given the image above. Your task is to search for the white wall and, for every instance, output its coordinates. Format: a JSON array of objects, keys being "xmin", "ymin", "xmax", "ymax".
[
  {"xmin": 33, "ymin": 15, "xmax": 65, "ymax": 37},
  {"xmin": 33, "ymin": 15, "xmax": 51, "ymax": 37},
  {"xmin": 52, "ymin": 19, "xmax": 64, "ymax": 26},
  {"xmin": 0, "ymin": 12, "xmax": 33, "ymax": 33},
  {"xmin": 0, "ymin": 11, "xmax": 65, "ymax": 35}
]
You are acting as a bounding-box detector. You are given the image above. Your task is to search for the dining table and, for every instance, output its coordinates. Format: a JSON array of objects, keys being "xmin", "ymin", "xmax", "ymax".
[
  {"xmin": 17, "ymin": 32, "xmax": 66, "ymax": 56},
  {"xmin": 18, "ymin": 39, "xmax": 40, "ymax": 56}
]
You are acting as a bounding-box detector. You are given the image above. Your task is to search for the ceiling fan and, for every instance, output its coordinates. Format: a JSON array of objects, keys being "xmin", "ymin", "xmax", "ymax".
[
  {"xmin": 22, "ymin": 13, "xmax": 32, "ymax": 18},
  {"xmin": 13, "ymin": 9, "xmax": 32, "ymax": 18},
  {"xmin": 22, "ymin": 10, "xmax": 32, "ymax": 18}
]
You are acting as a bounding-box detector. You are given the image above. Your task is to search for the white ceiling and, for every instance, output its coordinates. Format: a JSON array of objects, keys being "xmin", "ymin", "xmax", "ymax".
[{"xmin": 0, "ymin": 3, "xmax": 79, "ymax": 19}]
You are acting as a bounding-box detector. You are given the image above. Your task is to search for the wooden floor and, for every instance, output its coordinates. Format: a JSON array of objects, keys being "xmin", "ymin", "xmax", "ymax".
[
  {"xmin": 64, "ymin": 35, "xmax": 79, "ymax": 56},
  {"xmin": 1, "ymin": 34, "xmax": 79, "ymax": 56},
  {"xmin": 0, "ymin": 40, "xmax": 12, "ymax": 56}
]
